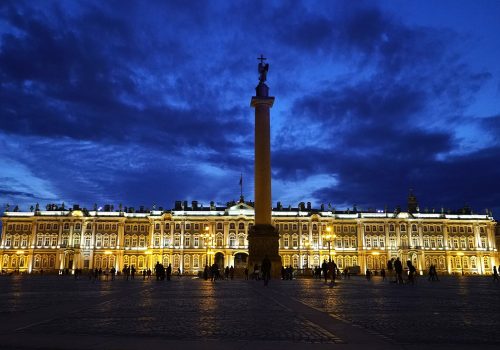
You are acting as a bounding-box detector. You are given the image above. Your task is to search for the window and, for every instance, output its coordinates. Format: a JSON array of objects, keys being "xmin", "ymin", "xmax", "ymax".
[
  {"xmin": 437, "ymin": 237, "xmax": 443, "ymax": 248},
  {"xmin": 64, "ymin": 223, "xmax": 69, "ymax": 230},
  {"xmin": 284, "ymin": 224, "xmax": 289, "ymax": 230},
  {"xmin": 194, "ymin": 224, "xmax": 199, "ymax": 230},
  {"xmin": 239, "ymin": 223, "xmax": 244, "ymax": 230},
  {"xmin": 344, "ymin": 237, "xmax": 349, "ymax": 248},
  {"xmin": 139, "ymin": 236, "xmax": 146, "ymax": 247},
  {"xmin": 389, "ymin": 224, "xmax": 395, "ymax": 231},
  {"xmin": 194, "ymin": 236, "xmax": 199, "ymax": 247},
  {"xmin": 75, "ymin": 223, "xmax": 81, "ymax": 230},
  {"xmin": 229, "ymin": 235, "xmax": 236, "ymax": 247},
  {"xmin": 424, "ymin": 237, "xmax": 429, "ymax": 248},
  {"xmin": 390, "ymin": 237, "xmax": 396, "ymax": 248},
  {"xmin": 372, "ymin": 238, "xmax": 378, "ymax": 247},
  {"xmin": 185, "ymin": 224, "xmax": 191, "ymax": 230},
  {"xmin": 124, "ymin": 237, "xmax": 130, "ymax": 247},
  {"xmin": 174, "ymin": 235, "xmax": 180, "ymax": 246},
  {"xmin": 313, "ymin": 224, "xmax": 317, "ymax": 231},
  {"xmin": 284, "ymin": 235, "xmax": 289, "ymax": 248},
  {"xmin": 155, "ymin": 223, "xmax": 160, "ymax": 230},
  {"xmin": 468, "ymin": 237, "xmax": 474, "ymax": 249},
  {"xmin": 412, "ymin": 224, "xmax": 417, "ymax": 232},
  {"xmin": 165, "ymin": 223, "xmax": 170, "ymax": 230},
  {"xmin": 293, "ymin": 224, "xmax": 297, "ymax": 230},
  {"xmin": 453, "ymin": 238, "xmax": 459, "ymax": 249},
  {"xmin": 96, "ymin": 235, "xmax": 102, "ymax": 247},
  {"xmin": 238, "ymin": 235, "xmax": 245, "ymax": 247},
  {"xmin": 184, "ymin": 236, "xmax": 191, "ymax": 247},
  {"xmin": 103, "ymin": 235, "xmax": 109, "ymax": 247},
  {"xmin": 292, "ymin": 235, "xmax": 298, "ymax": 248},
  {"xmin": 481, "ymin": 237, "xmax": 486, "ymax": 249},
  {"xmin": 366, "ymin": 225, "xmax": 371, "ymax": 232},
  {"xmin": 51, "ymin": 236, "xmax": 57, "ymax": 246},
  {"xmin": 105, "ymin": 224, "xmax": 110, "ymax": 230},
  {"xmin": 230, "ymin": 223, "xmax": 235, "ymax": 230},
  {"xmin": 351, "ymin": 237, "xmax": 357, "ymax": 248},
  {"xmin": 217, "ymin": 223, "xmax": 223, "ymax": 230},
  {"xmin": 86, "ymin": 236, "xmax": 92, "ymax": 247},
  {"xmin": 379, "ymin": 237, "xmax": 385, "ymax": 248},
  {"xmin": 98, "ymin": 224, "xmax": 103, "ymax": 230},
  {"xmin": 175, "ymin": 224, "xmax": 180, "ymax": 230},
  {"xmin": 484, "ymin": 257, "xmax": 490, "ymax": 269},
  {"xmin": 366, "ymin": 237, "xmax": 371, "ymax": 247},
  {"xmin": 302, "ymin": 224, "xmax": 307, "ymax": 231},
  {"xmin": 140, "ymin": 225, "xmax": 146, "ymax": 232},
  {"xmin": 62, "ymin": 236, "xmax": 68, "ymax": 247},
  {"xmin": 400, "ymin": 224, "xmax": 406, "ymax": 232},
  {"xmin": 110, "ymin": 235, "xmax": 116, "ymax": 247},
  {"xmin": 216, "ymin": 234, "xmax": 223, "ymax": 247},
  {"xmin": 37, "ymin": 236, "xmax": 42, "ymax": 246}
]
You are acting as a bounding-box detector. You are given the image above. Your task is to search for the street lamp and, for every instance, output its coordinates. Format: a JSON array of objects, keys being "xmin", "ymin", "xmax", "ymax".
[
  {"xmin": 324, "ymin": 226, "xmax": 336, "ymax": 262},
  {"xmin": 201, "ymin": 226, "xmax": 213, "ymax": 266}
]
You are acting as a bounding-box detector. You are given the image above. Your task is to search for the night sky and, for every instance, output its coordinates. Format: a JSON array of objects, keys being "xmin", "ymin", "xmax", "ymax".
[{"xmin": 1, "ymin": 0, "xmax": 500, "ymax": 215}]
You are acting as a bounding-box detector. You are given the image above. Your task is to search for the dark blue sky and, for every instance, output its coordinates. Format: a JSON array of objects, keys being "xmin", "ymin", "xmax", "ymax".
[{"xmin": 1, "ymin": 0, "xmax": 500, "ymax": 214}]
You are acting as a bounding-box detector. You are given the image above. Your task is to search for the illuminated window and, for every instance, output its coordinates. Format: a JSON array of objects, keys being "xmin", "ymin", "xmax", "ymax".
[
  {"xmin": 184, "ymin": 236, "xmax": 191, "ymax": 247},
  {"xmin": 216, "ymin": 234, "xmax": 223, "ymax": 247},
  {"xmin": 229, "ymin": 235, "xmax": 236, "ymax": 247},
  {"xmin": 238, "ymin": 235, "xmax": 245, "ymax": 247},
  {"xmin": 230, "ymin": 223, "xmax": 235, "ymax": 230},
  {"xmin": 292, "ymin": 235, "xmax": 298, "ymax": 248},
  {"xmin": 284, "ymin": 235, "xmax": 289, "ymax": 248},
  {"xmin": 174, "ymin": 235, "xmax": 181, "ymax": 246},
  {"xmin": 193, "ymin": 236, "xmax": 199, "ymax": 248}
]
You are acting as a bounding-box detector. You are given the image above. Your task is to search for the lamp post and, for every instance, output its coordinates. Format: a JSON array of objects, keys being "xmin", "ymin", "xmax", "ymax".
[
  {"xmin": 201, "ymin": 226, "xmax": 213, "ymax": 266},
  {"xmin": 324, "ymin": 226, "xmax": 336, "ymax": 262}
]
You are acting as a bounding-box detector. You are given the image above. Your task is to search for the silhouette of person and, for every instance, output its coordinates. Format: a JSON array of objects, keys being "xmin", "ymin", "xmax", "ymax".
[{"xmin": 261, "ymin": 255, "xmax": 271, "ymax": 286}]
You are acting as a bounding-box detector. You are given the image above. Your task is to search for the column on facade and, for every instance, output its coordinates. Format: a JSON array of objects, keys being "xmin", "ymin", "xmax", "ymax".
[
  {"xmin": 180, "ymin": 220, "xmax": 184, "ymax": 272},
  {"xmin": 357, "ymin": 221, "xmax": 365, "ymax": 272}
]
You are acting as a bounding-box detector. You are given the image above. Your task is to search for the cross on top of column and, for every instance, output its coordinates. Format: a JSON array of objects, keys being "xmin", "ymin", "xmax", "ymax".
[{"xmin": 257, "ymin": 54, "xmax": 267, "ymax": 64}]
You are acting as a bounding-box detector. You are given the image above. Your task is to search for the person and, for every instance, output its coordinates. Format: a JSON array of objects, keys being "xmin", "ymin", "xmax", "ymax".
[
  {"xmin": 244, "ymin": 267, "xmax": 249, "ymax": 280},
  {"xmin": 407, "ymin": 260, "xmax": 416, "ymax": 285},
  {"xmin": 328, "ymin": 260, "xmax": 337, "ymax": 287},
  {"xmin": 131, "ymin": 265, "xmax": 136, "ymax": 279},
  {"xmin": 381, "ymin": 268, "xmax": 386, "ymax": 281},
  {"xmin": 155, "ymin": 262, "xmax": 161, "ymax": 281},
  {"xmin": 177, "ymin": 267, "xmax": 181, "ymax": 278},
  {"xmin": 203, "ymin": 265, "xmax": 209, "ymax": 280},
  {"xmin": 394, "ymin": 257, "xmax": 403, "ymax": 284},
  {"xmin": 493, "ymin": 266, "xmax": 499, "ymax": 282},
  {"xmin": 229, "ymin": 266, "xmax": 234, "ymax": 280},
  {"xmin": 166, "ymin": 263, "xmax": 172, "ymax": 281},
  {"xmin": 387, "ymin": 258, "xmax": 394, "ymax": 282},
  {"xmin": 281, "ymin": 266, "xmax": 286, "ymax": 280},
  {"xmin": 110, "ymin": 267, "xmax": 116, "ymax": 281},
  {"xmin": 142, "ymin": 269, "xmax": 147, "ymax": 280},
  {"xmin": 366, "ymin": 268, "xmax": 372, "ymax": 281},
  {"xmin": 261, "ymin": 255, "xmax": 271, "ymax": 286},
  {"xmin": 224, "ymin": 266, "xmax": 230, "ymax": 280},
  {"xmin": 321, "ymin": 259, "xmax": 328, "ymax": 284}
]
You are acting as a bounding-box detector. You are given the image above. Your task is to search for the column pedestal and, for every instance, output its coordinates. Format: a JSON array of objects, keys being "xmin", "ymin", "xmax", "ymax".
[{"xmin": 247, "ymin": 224, "xmax": 282, "ymax": 279}]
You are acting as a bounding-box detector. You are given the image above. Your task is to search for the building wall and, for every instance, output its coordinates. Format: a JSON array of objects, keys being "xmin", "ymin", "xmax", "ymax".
[{"xmin": 0, "ymin": 209, "xmax": 497, "ymax": 275}]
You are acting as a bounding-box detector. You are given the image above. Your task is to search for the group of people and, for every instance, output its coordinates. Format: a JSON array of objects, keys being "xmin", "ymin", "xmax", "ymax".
[{"xmin": 203, "ymin": 264, "xmax": 235, "ymax": 281}]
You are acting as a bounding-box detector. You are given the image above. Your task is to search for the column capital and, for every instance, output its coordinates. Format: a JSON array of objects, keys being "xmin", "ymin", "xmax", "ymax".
[{"xmin": 250, "ymin": 96, "xmax": 275, "ymax": 108}]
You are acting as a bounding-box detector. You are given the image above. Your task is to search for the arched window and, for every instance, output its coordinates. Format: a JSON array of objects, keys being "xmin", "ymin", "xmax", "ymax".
[
  {"xmin": 283, "ymin": 255, "xmax": 290, "ymax": 266},
  {"xmin": 217, "ymin": 223, "xmax": 223, "ymax": 230},
  {"xmin": 400, "ymin": 224, "xmax": 406, "ymax": 232},
  {"xmin": 412, "ymin": 224, "xmax": 417, "ymax": 232},
  {"xmin": 184, "ymin": 255, "xmax": 190, "ymax": 268},
  {"xmin": 193, "ymin": 255, "xmax": 199, "ymax": 268},
  {"xmin": 138, "ymin": 256, "xmax": 144, "ymax": 269},
  {"xmin": 216, "ymin": 234, "xmax": 223, "ymax": 247},
  {"xmin": 238, "ymin": 235, "xmax": 245, "ymax": 247},
  {"xmin": 238, "ymin": 223, "xmax": 244, "ymax": 230},
  {"xmin": 229, "ymin": 235, "xmax": 236, "ymax": 247},
  {"xmin": 292, "ymin": 255, "xmax": 299, "ymax": 268},
  {"xmin": 229, "ymin": 223, "xmax": 235, "ymax": 230},
  {"xmin": 173, "ymin": 255, "xmax": 180, "ymax": 268}
]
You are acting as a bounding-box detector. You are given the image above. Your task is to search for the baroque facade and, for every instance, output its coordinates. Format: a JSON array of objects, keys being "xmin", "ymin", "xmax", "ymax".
[{"xmin": 1, "ymin": 201, "xmax": 497, "ymax": 275}]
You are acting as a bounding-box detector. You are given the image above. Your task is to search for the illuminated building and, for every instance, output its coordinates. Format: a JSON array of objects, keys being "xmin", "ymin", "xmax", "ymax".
[{"xmin": 0, "ymin": 197, "xmax": 497, "ymax": 275}]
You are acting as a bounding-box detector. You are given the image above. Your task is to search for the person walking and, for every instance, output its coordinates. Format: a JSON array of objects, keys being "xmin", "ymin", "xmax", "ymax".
[
  {"xmin": 321, "ymin": 259, "xmax": 328, "ymax": 284},
  {"xmin": 493, "ymin": 266, "xmax": 499, "ymax": 282},
  {"xmin": 261, "ymin": 255, "xmax": 271, "ymax": 286},
  {"xmin": 328, "ymin": 259, "xmax": 337, "ymax": 287},
  {"xmin": 381, "ymin": 268, "xmax": 386, "ymax": 281},
  {"xmin": 394, "ymin": 257, "xmax": 404, "ymax": 284},
  {"xmin": 387, "ymin": 258, "xmax": 394, "ymax": 282},
  {"xmin": 166, "ymin": 263, "xmax": 172, "ymax": 281}
]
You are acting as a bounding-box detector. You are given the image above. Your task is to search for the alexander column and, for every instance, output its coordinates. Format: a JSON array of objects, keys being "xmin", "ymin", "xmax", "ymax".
[{"xmin": 247, "ymin": 55, "xmax": 282, "ymax": 278}]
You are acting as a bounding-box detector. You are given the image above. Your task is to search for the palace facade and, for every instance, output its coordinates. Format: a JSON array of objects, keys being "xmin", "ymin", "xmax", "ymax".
[{"xmin": 1, "ymin": 200, "xmax": 497, "ymax": 275}]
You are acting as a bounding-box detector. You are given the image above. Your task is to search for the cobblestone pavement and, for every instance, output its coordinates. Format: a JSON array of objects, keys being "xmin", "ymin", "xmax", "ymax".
[
  {"xmin": 273, "ymin": 275, "xmax": 500, "ymax": 345},
  {"xmin": 0, "ymin": 274, "xmax": 499, "ymax": 348}
]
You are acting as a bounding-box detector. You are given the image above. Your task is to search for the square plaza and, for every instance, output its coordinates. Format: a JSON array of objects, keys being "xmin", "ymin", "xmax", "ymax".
[{"xmin": 1, "ymin": 275, "xmax": 499, "ymax": 349}]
